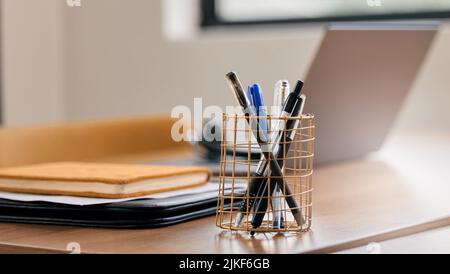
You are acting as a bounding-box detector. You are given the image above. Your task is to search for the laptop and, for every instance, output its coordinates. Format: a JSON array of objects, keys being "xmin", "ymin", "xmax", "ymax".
[
  {"xmin": 158, "ymin": 23, "xmax": 437, "ymax": 168},
  {"xmin": 302, "ymin": 23, "xmax": 437, "ymax": 163}
]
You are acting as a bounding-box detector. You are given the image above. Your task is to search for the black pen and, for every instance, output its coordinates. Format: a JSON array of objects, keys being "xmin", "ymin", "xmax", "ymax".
[{"xmin": 251, "ymin": 81, "xmax": 305, "ymax": 232}]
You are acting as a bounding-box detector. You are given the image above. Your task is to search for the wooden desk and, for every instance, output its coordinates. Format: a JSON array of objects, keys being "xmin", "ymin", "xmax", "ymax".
[
  {"xmin": 0, "ymin": 131, "xmax": 449, "ymax": 253},
  {"xmin": 337, "ymin": 226, "xmax": 450, "ymax": 254}
]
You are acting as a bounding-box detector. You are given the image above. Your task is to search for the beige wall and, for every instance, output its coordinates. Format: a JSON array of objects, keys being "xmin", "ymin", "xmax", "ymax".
[
  {"xmin": 63, "ymin": 0, "xmax": 322, "ymax": 120},
  {"xmin": 392, "ymin": 25, "xmax": 450, "ymax": 132},
  {"xmin": 1, "ymin": 0, "xmax": 65, "ymax": 126},
  {"xmin": 1, "ymin": 0, "xmax": 449, "ymax": 131}
]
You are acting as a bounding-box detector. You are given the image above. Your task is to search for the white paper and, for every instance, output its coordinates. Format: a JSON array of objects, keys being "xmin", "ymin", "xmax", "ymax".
[{"xmin": 0, "ymin": 182, "xmax": 246, "ymax": 206}]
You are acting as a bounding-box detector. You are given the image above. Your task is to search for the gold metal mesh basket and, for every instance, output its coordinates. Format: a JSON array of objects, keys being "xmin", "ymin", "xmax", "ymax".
[{"xmin": 216, "ymin": 113, "xmax": 315, "ymax": 233}]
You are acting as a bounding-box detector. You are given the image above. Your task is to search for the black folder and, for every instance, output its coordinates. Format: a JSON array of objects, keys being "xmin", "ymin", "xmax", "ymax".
[{"xmin": 0, "ymin": 190, "xmax": 241, "ymax": 228}]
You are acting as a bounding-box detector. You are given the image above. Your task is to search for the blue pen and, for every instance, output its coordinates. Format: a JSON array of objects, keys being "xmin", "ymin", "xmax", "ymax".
[
  {"xmin": 249, "ymin": 84, "xmax": 268, "ymax": 137},
  {"xmin": 233, "ymin": 84, "xmax": 269, "ymax": 227},
  {"xmin": 251, "ymin": 84, "xmax": 283, "ymax": 228}
]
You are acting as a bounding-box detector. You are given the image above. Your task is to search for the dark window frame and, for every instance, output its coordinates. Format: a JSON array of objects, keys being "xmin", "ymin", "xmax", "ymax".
[{"xmin": 200, "ymin": 0, "xmax": 450, "ymax": 28}]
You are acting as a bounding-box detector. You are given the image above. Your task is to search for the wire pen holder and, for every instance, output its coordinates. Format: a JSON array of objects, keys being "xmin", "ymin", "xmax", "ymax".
[{"xmin": 216, "ymin": 113, "xmax": 315, "ymax": 234}]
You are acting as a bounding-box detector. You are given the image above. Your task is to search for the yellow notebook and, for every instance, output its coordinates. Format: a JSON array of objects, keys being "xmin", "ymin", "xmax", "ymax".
[{"xmin": 0, "ymin": 162, "xmax": 211, "ymax": 199}]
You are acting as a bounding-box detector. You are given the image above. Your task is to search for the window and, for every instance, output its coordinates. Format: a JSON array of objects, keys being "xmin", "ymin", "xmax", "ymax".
[{"xmin": 201, "ymin": 0, "xmax": 450, "ymax": 27}]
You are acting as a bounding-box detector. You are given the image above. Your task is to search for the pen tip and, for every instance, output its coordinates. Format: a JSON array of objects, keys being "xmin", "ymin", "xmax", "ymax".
[{"xmin": 275, "ymin": 80, "xmax": 289, "ymax": 88}]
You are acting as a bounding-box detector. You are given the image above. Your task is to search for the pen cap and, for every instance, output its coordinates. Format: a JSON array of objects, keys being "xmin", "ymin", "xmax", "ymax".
[
  {"xmin": 293, "ymin": 80, "xmax": 304, "ymax": 96},
  {"xmin": 249, "ymin": 84, "xmax": 269, "ymax": 138},
  {"xmin": 282, "ymin": 80, "xmax": 304, "ymax": 114},
  {"xmin": 225, "ymin": 72, "xmax": 251, "ymax": 110},
  {"xmin": 273, "ymin": 80, "xmax": 290, "ymax": 117},
  {"xmin": 249, "ymin": 84, "xmax": 266, "ymax": 115}
]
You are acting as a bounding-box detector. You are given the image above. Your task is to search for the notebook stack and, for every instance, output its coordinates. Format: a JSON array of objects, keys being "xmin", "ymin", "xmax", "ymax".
[{"xmin": 0, "ymin": 162, "xmax": 242, "ymax": 228}]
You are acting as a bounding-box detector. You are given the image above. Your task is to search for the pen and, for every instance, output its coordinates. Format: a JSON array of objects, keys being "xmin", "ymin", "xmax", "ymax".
[
  {"xmin": 249, "ymin": 84, "xmax": 268, "ymax": 139},
  {"xmin": 228, "ymin": 75, "xmax": 277, "ymax": 226},
  {"xmin": 226, "ymin": 72, "xmax": 300, "ymax": 231},
  {"xmin": 244, "ymin": 84, "xmax": 270, "ymax": 224},
  {"xmin": 251, "ymin": 81, "xmax": 305, "ymax": 232},
  {"xmin": 272, "ymin": 80, "xmax": 290, "ymax": 118},
  {"xmin": 272, "ymin": 80, "xmax": 290, "ymax": 229}
]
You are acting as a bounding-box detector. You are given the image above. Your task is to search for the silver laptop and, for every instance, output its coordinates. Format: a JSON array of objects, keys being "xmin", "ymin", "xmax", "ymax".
[
  {"xmin": 159, "ymin": 23, "xmax": 437, "ymax": 168},
  {"xmin": 302, "ymin": 23, "xmax": 437, "ymax": 163}
]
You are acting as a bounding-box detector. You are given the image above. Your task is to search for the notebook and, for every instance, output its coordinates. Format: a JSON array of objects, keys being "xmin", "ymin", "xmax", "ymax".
[{"xmin": 0, "ymin": 162, "xmax": 211, "ymax": 199}]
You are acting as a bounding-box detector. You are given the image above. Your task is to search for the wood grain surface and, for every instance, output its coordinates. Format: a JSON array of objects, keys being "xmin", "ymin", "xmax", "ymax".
[{"xmin": 0, "ymin": 130, "xmax": 448, "ymax": 253}]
